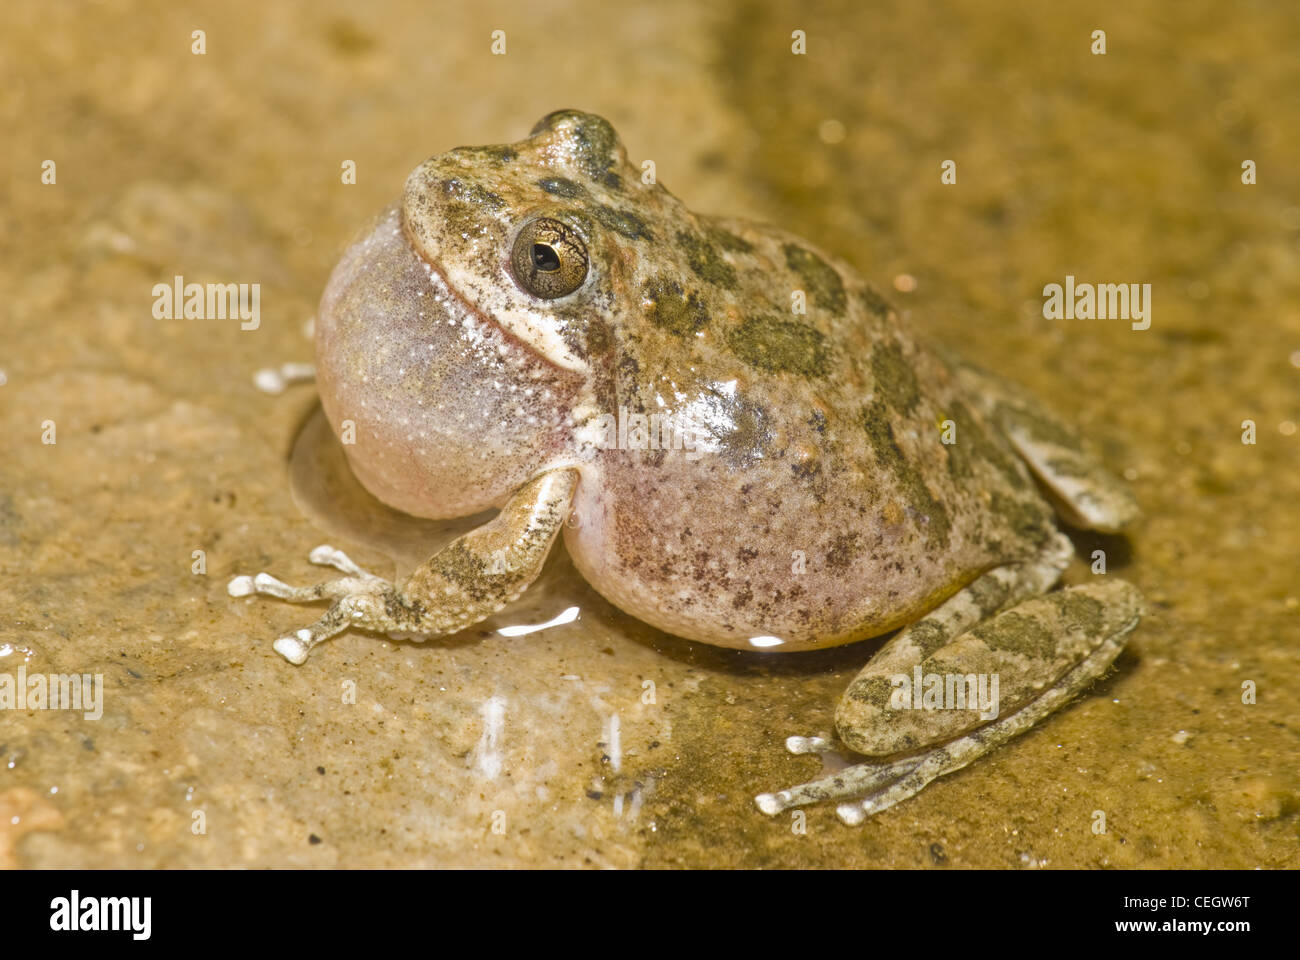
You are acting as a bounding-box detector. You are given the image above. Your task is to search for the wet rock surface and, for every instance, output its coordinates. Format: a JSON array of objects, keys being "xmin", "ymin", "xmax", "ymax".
[{"xmin": 1, "ymin": 0, "xmax": 1297, "ymax": 867}]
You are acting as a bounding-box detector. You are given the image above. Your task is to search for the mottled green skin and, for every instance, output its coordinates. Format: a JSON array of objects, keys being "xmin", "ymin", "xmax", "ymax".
[{"xmin": 346, "ymin": 110, "xmax": 1064, "ymax": 651}]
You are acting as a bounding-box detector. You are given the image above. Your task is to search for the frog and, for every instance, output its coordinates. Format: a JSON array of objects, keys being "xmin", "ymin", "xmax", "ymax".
[{"xmin": 228, "ymin": 110, "xmax": 1142, "ymax": 824}]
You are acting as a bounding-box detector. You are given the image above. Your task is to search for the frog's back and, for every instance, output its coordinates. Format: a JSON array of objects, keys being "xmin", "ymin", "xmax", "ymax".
[{"xmin": 566, "ymin": 211, "xmax": 1058, "ymax": 651}]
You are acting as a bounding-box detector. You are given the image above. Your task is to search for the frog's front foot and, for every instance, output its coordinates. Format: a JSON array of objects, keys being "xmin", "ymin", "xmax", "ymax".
[
  {"xmin": 755, "ymin": 578, "xmax": 1141, "ymax": 824},
  {"xmin": 228, "ymin": 545, "xmax": 403, "ymax": 663},
  {"xmin": 228, "ymin": 469, "xmax": 579, "ymax": 664}
]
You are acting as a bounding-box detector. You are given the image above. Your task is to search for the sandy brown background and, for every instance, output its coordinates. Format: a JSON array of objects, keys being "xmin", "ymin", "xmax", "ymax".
[{"xmin": 1, "ymin": 0, "xmax": 1297, "ymax": 867}]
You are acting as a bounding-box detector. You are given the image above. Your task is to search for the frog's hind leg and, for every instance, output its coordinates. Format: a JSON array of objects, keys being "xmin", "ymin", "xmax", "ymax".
[
  {"xmin": 953, "ymin": 363, "xmax": 1138, "ymax": 532},
  {"xmin": 754, "ymin": 545, "xmax": 1141, "ymax": 823},
  {"xmin": 228, "ymin": 468, "xmax": 578, "ymax": 664},
  {"xmin": 831, "ymin": 531, "xmax": 1075, "ymax": 724},
  {"xmin": 758, "ymin": 584, "xmax": 1138, "ymax": 824},
  {"xmin": 754, "ymin": 540, "xmax": 1066, "ymax": 818}
]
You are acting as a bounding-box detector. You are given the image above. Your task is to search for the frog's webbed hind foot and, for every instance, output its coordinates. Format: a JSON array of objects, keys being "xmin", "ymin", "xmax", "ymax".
[
  {"xmin": 755, "ymin": 746, "xmax": 923, "ymax": 821},
  {"xmin": 227, "ymin": 468, "xmax": 578, "ymax": 664},
  {"xmin": 755, "ymin": 580, "xmax": 1141, "ymax": 824}
]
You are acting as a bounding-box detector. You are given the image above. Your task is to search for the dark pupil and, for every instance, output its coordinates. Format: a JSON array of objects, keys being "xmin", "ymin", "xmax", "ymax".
[{"xmin": 531, "ymin": 243, "xmax": 561, "ymax": 272}]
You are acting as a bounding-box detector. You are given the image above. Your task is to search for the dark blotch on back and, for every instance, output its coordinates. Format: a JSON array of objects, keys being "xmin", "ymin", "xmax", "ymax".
[
  {"xmin": 943, "ymin": 399, "xmax": 1027, "ymax": 489},
  {"xmin": 644, "ymin": 277, "xmax": 708, "ymax": 338},
  {"xmin": 860, "ymin": 400, "xmax": 951, "ymax": 548},
  {"xmin": 538, "ymin": 177, "xmax": 587, "ymax": 199},
  {"xmin": 707, "ymin": 224, "xmax": 754, "ymax": 253},
  {"xmin": 595, "ymin": 205, "xmax": 653, "ymax": 240},
  {"xmin": 870, "ymin": 341, "xmax": 921, "ymax": 414},
  {"xmin": 856, "ymin": 285, "xmax": 894, "ymax": 318},
  {"xmin": 783, "ymin": 243, "xmax": 846, "ymax": 314},
  {"xmin": 989, "ymin": 491, "xmax": 1053, "ymax": 546},
  {"xmin": 727, "ymin": 315, "xmax": 830, "ymax": 379},
  {"xmin": 441, "ymin": 177, "xmax": 505, "ymax": 212},
  {"xmin": 677, "ymin": 230, "xmax": 736, "ymax": 287}
]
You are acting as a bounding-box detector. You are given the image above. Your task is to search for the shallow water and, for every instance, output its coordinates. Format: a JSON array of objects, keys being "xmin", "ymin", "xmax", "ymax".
[{"xmin": 1, "ymin": 0, "xmax": 1296, "ymax": 867}]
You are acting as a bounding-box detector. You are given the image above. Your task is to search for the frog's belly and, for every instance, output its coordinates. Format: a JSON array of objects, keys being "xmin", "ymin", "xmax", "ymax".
[{"xmin": 562, "ymin": 453, "xmax": 1050, "ymax": 652}]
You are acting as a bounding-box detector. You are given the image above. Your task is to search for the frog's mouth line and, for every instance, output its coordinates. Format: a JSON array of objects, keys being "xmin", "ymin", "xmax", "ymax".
[
  {"xmin": 394, "ymin": 212, "xmax": 596, "ymax": 469},
  {"xmin": 399, "ymin": 214, "xmax": 561, "ymax": 375}
]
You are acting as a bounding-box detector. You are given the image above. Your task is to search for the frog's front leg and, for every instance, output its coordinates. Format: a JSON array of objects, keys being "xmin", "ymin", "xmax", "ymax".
[
  {"xmin": 228, "ymin": 468, "xmax": 579, "ymax": 663},
  {"xmin": 755, "ymin": 560, "xmax": 1141, "ymax": 824}
]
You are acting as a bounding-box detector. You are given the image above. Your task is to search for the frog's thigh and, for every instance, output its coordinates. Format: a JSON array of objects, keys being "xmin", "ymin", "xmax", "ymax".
[
  {"xmin": 756, "ymin": 580, "xmax": 1140, "ymax": 823},
  {"xmin": 228, "ymin": 468, "xmax": 579, "ymax": 663},
  {"xmin": 955, "ymin": 364, "xmax": 1138, "ymax": 532}
]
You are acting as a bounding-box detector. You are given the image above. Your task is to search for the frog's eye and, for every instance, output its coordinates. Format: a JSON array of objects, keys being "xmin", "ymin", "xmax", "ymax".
[{"xmin": 510, "ymin": 217, "xmax": 588, "ymax": 299}]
